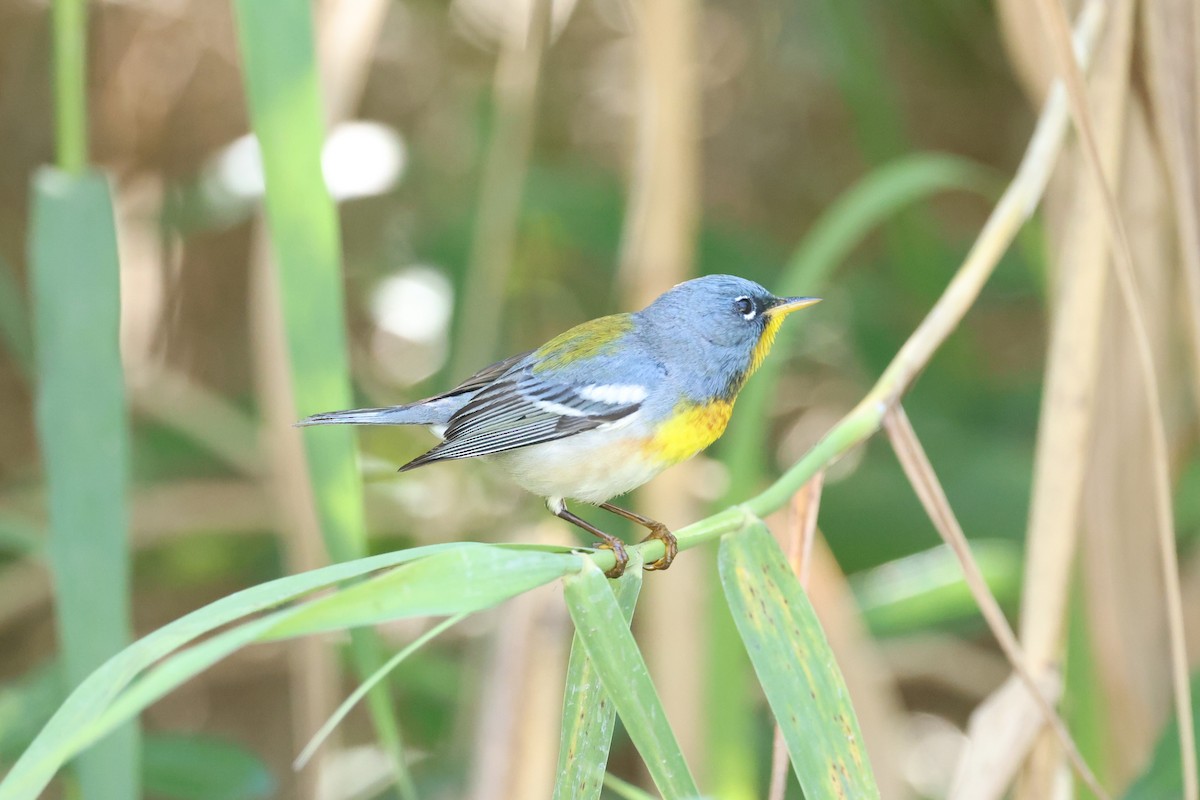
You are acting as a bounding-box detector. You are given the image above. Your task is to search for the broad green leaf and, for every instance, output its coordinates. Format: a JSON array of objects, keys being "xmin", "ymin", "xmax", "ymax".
[
  {"xmin": 30, "ymin": 167, "xmax": 138, "ymax": 800},
  {"xmin": 0, "ymin": 541, "xmax": 465, "ymax": 800},
  {"xmin": 563, "ymin": 560, "xmax": 698, "ymax": 799},
  {"xmin": 142, "ymin": 734, "xmax": 274, "ymax": 800},
  {"xmin": 553, "ymin": 553, "xmax": 644, "ymax": 800},
  {"xmin": 265, "ymin": 546, "xmax": 582, "ymax": 638},
  {"xmin": 1123, "ymin": 672, "xmax": 1200, "ymax": 800},
  {"xmin": 719, "ymin": 523, "xmax": 880, "ymax": 799}
]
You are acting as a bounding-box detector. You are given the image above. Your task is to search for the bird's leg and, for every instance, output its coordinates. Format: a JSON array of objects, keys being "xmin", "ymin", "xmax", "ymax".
[
  {"xmin": 549, "ymin": 499, "xmax": 628, "ymax": 579},
  {"xmin": 598, "ymin": 502, "xmax": 677, "ymax": 572}
]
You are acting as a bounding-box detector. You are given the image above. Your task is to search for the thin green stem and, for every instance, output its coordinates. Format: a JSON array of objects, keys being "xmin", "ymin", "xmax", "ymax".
[{"xmin": 53, "ymin": 0, "xmax": 88, "ymax": 174}]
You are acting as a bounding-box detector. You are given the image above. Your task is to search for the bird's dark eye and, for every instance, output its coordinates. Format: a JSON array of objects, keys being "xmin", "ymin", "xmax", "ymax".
[{"xmin": 734, "ymin": 296, "xmax": 756, "ymax": 320}]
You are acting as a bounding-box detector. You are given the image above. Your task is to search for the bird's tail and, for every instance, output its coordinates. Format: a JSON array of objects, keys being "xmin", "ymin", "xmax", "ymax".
[{"xmin": 296, "ymin": 398, "xmax": 459, "ymax": 428}]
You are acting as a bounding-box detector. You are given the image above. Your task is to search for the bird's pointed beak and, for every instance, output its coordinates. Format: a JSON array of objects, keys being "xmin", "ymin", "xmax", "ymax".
[{"xmin": 764, "ymin": 296, "xmax": 821, "ymax": 318}]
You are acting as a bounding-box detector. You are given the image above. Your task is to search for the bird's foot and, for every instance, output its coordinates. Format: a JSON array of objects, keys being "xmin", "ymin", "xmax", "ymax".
[
  {"xmin": 594, "ymin": 533, "xmax": 629, "ymax": 579},
  {"xmin": 639, "ymin": 523, "xmax": 677, "ymax": 571}
]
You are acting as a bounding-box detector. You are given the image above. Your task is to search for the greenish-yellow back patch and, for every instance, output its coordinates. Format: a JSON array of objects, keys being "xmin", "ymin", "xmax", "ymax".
[
  {"xmin": 642, "ymin": 399, "xmax": 734, "ymax": 464},
  {"xmin": 533, "ymin": 313, "xmax": 634, "ymax": 372}
]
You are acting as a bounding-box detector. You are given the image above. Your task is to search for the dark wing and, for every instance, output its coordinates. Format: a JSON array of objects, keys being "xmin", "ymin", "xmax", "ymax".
[
  {"xmin": 399, "ymin": 368, "xmax": 643, "ymax": 470},
  {"xmin": 428, "ymin": 350, "xmax": 533, "ymax": 400}
]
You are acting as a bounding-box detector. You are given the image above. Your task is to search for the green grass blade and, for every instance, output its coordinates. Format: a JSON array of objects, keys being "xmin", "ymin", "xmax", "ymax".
[
  {"xmin": 0, "ymin": 541, "xmax": 464, "ymax": 800},
  {"xmin": 295, "ymin": 614, "xmax": 468, "ymax": 770},
  {"xmin": 29, "ymin": 168, "xmax": 138, "ymax": 800},
  {"xmin": 230, "ymin": 0, "xmax": 411, "ymax": 791},
  {"xmin": 264, "ymin": 547, "xmax": 581, "ymax": 638},
  {"xmin": 603, "ymin": 772, "xmax": 662, "ymax": 800},
  {"xmin": 553, "ymin": 553, "xmax": 644, "ymax": 800},
  {"xmin": 231, "ymin": 0, "xmax": 365, "ymax": 564},
  {"xmin": 718, "ymin": 523, "xmax": 880, "ymax": 799},
  {"xmin": 563, "ymin": 560, "xmax": 698, "ymax": 799}
]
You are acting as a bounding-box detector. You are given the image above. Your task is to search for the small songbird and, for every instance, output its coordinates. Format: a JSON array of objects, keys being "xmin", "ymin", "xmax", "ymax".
[{"xmin": 299, "ymin": 274, "xmax": 819, "ymax": 579}]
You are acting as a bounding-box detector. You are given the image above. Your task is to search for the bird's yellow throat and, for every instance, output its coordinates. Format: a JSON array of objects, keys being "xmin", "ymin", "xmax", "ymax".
[{"xmin": 749, "ymin": 313, "xmax": 787, "ymax": 380}]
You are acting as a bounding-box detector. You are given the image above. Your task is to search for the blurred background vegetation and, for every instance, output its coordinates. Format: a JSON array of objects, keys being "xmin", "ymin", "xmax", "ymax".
[{"xmin": 0, "ymin": 0, "xmax": 1198, "ymax": 798}]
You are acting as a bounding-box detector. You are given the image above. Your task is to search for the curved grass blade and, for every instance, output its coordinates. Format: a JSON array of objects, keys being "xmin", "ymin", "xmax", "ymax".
[
  {"xmin": 563, "ymin": 560, "xmax": 698, "ymax": 799},
  {"xmin": 553, "ymin": 553, "xmax": 643, "ymax": 800},
  {"xmin": 718, "ymin": 522, "xmax": 880, "ymax": 799},
  {"xmin": 295, "ymin": 614, "xmax": 468, "ymax": 770},
  {"xmin": 0, "ymin": 541, "xmax": 490, "ymax": 800},
  {"xmin": 265, "ymin": 547, "xmax": 581, "ymax": 638},
  {"xmin": 603, "ymin": 772, "xmax": 662, "ymax": 800}
]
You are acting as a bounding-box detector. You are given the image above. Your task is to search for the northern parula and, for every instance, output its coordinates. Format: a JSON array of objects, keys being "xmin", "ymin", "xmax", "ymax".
[{"xmin": 299, "ymin": 274, "xmax": 819, "ymax": 578}]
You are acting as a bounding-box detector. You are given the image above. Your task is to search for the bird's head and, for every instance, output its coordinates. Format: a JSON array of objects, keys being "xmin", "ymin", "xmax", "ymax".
[{"xmin": 639, "ymin": 274, "xmax": 820, "ymax": 395}]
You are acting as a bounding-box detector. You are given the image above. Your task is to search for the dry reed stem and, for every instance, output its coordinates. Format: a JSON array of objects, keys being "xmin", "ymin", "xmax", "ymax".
[
  {"xmin": 616, "ymin": 0, "xmax": 706, "ymax": 779},
  {"xmin": 949, "ymin": 671, "xmax": 1064, "ymax": 800},
  {"xmin": 1140, "ymin": 0, "xmax": 1200, "ymax": 416},
  {"xmin": 1015, "ymin": 0, "xmax": 1136, "ymax": 792},
  {"xmin": 249, "ymin": 231, "xmax": 338, "ymax": 799},
  {"xmin": 450, "ymin": 0, "xmax": 552, "ymax": 379},
  {"xmin": 883, "ymin": 407, "xmax": 1108, "ymax": 800},
  {"xmin": 1080, "ymin": 101, "xmax": 1178, "ymax": 784},
  {"xmin": 767, "ymin": 472, "xmax": 825, "ymax": 800},
  {"xmin": 1030, "ymin": 1, "xmax": 1197, "ymax": 796}
]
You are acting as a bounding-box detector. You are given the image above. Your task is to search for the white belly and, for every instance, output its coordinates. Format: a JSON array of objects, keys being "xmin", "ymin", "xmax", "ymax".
[{"xmin": 490, "ymin": 427, "xmax": 667, "ymax": 505}]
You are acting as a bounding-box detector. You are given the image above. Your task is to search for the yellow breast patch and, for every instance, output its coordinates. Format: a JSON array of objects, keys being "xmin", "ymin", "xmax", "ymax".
[
  {"xmin": 643, "ymin": 399, "xmax": 734, "ymax": 464},
  {"xmin": 533, "ymin": 314, "xmax": 634, "ymax": 373}
]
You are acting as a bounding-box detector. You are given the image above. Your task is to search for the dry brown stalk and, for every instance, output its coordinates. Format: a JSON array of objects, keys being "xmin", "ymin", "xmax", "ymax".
[
  {"xmin": 949, "ymin": 671, "xmax": 1064, "ymax": 800},
  {"xmin": 883, "ymin": 407, "xmax": 1108, "ymax": 800},
  {"xmin": 1030, "ymin": 0, "xmax": 1197, "ymax": 796},
  {"xmin": 767, "ymin": 472, "xmax": 825, "ymax": 800},
  {"xmin": 616, "ymin": 0, "xmax": 707, "ymax": 780},
  {"xmin": 1014, "ymin": 0, "xmax": 1136, "ymax": 792}
]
